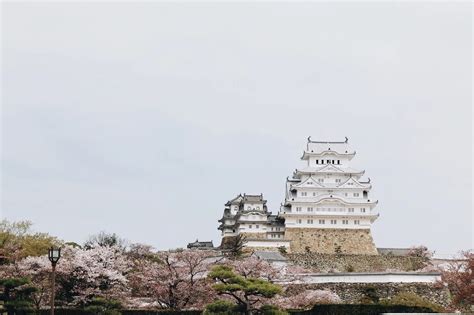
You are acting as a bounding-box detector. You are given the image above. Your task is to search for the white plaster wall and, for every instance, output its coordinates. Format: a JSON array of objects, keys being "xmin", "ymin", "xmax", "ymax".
[
  {"xmin": 243, "ymin": 203, "xmax": 264, "ymax": 210},
  {"xmin": 285, "ymin": 217, "xmax": 371, "ymax": 229},
  {"xmin": 246, "ymin": 240, "xmax": 290, "ymax": 248}
]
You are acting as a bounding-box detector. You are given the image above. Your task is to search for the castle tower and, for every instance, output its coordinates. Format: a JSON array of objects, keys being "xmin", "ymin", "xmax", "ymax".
[
  {"xmin": 218, "ymin": 194, "xmax": 289, "ymax": 250},
  {"xmin": 280, "ymin": 137, "xmax": 379, "ymax": 255}
]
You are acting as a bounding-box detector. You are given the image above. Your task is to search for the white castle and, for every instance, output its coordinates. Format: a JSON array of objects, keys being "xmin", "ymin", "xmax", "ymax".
[{"xmin": 218, "ymin": 138, "xmax": 380, "ymax": 255}]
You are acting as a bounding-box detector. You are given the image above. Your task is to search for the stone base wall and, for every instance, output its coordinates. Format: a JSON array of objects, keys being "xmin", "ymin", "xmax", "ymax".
[
  {"xmin": 240, "ymin": 232, "xmax": 267, "ymax": 240},
  {"xmin": 285, "ymin": 228, "xmax": 378, "ymax": 255},
  {"xmin": 287, "ymin": 253, "xmax": 428, "ymax": 272},
  {"xmin": 284, "ymin": 283, "xmax": 450, "ymax": 308}
]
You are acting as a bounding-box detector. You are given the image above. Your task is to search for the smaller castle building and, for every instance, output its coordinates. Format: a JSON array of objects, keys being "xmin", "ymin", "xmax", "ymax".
[{"xmin": 218, "ymin": 194, "xmax": 290, "ymax": 249}]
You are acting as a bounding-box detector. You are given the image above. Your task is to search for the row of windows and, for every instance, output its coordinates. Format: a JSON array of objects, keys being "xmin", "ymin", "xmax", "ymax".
[
  {"xmin": 296, "ymin": 219, "xmax": 361, "ymax": 225},
  {"xmin": 295, "ymin": 207, "xmax": 366, "ymax": 213},
  {"xmin": 270, "ymin": 234, "xmax": 282, "ymax": 239},
  {"xmin": 316, "ymin": 159, "xmax": 341, "ymax": 165},
  {"xmin": 246, "ymin": 206, "xmax": 261, "ymax": 210},
  {"xmin": 300, "ymin": 191, "xmax": 362, "ymax": 197},
  {"xmin": 248, "ymin": 224, "xmax": 260, "ymax": 229}
]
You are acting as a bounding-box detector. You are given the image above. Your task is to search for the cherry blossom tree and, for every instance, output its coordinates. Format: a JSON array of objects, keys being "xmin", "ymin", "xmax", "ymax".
[
  {"xmin": 128, "ymin": 250, "xmax": 216, "ymax": 310},
  {"xmin": 439, "ymin": 251, "xmax": 473, "ymax": 311},
  {"xmin": 274, "ymin": 290, "xmax": 341, "ymax": 309},
  {"xmin": 15, "ymin": 255, "xmax": 52, "ymax": 311}
]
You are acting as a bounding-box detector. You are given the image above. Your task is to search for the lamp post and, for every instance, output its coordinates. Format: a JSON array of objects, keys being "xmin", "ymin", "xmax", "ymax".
[{"xmin": 48, "ymin": 247, "xmax": 61, "ymax": 315}]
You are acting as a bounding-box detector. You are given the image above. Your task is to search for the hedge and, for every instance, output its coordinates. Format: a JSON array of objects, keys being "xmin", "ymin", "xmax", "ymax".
[
  {"xmin": 12, "ymin": 304, "xmax": 440, "ymax": 315},
  {"xmin": 289, "ymin": 304, "xmax": 439, "ymax": 314}
]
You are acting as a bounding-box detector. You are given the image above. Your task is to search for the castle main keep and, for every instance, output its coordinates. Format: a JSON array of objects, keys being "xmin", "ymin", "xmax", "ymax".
[{"xmin": 218, "ymin": 137, "xmax": 379, "ymax": 255}]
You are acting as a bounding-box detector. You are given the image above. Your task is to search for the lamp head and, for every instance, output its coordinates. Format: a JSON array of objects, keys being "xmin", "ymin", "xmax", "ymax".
[{"xmin": 48, "ymin": 247, "xmax": 61, "ymax": 264}]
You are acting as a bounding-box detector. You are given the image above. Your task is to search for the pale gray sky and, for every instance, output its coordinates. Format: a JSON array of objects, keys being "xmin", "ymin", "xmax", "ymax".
[{"xmin": 1, "ymin": 2, "xmax": 472, "ymax": 256}]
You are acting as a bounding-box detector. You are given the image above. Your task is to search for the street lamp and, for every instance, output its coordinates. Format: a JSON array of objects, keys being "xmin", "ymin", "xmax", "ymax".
[{"xmin": 48, "ymin": 247, "xmax": 61, "ymax": 315}]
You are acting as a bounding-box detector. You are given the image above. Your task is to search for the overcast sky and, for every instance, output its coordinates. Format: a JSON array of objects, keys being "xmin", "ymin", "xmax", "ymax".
[{"xmin": 2, "ymin": 2, "xmax": 472, "ymax": 256}]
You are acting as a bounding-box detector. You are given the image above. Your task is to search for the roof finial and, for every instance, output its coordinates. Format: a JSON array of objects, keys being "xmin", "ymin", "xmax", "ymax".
[
  {"xmin": 307, "ymin": 136, "xmax": 312, "ymax": 142},
  {"xmin": 345, "ymin": 136, "xmax": 348, "ymax": 143},
  {"xmin": 368, "ymin": 177, "xmax": 371, "ymax": 183}
]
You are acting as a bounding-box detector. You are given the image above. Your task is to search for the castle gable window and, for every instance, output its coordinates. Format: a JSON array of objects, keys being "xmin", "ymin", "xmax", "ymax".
[
  {"xmin": 319, "ymin": 219, "xmax": 325, "ymax": 224},
  {"xmin": 307, "ymin": 219, "xmax": 313, "ymax": 224}
]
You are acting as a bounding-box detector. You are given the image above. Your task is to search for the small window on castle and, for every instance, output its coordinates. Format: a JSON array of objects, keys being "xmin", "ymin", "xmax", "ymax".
[
  {"xmin": 335, "ymin": 179, "xmax": 341, "ymax": 183},
  {"xmin": 316, "ymin": 160, "xmax": 319, "ymax": 164},
  {"xmin": 361, "ymin": 208, "xmax": 366, "ymax": 213},
  {"xmin": 353, "ymin": 193, "xmax": 359, "ymax": 197},
  {"xmin": 327, "ymin": 160, "xmax": 331, "ymax": 164},
  {"xmin": 247, "ymin": 206, "xmax": 251, "ymax": 210},
  {"xmin": 297, "ymin": 219, "xmax": 302, "ymax": 224},
  {"xmin": 318, "ymin": 178, "xmax": 324, "ymax": 183},
  {"xmin": 319, "ymin": 219, "xmax": 325, "ymax": 224},
  {"xmin": 301, "ymin": 192, "xmax": 307, "ymax": 196},
  {"xmin": 307, "ymin": 207, "xmax": 313, "ymax": 212},
  {"xmin": 313, "ymin": 192, "xmax": 316, "ymax": 196},
  {"xmin": 256, "ymin": 206, "xmax": 260, "ymax": 210},
  {"xmin": 307, "ymin": 219, "xmax": 313, "ymax": 224},
  {"xmin": 321, "ymin": 160, "xmax": 324, "ymax": 164},
  {"xmin": 337, "ymin": 160, "xmax": 341, "ymax": 164},
  {"xmin": 331, "ymin": 219, "xmax": 337, "ymax": 224},
  {"xmin": 348, "ymin": 208, "xmax": 354, "ymax": 212},
  {"xmin": 354, "ymin": 220, "xmax": 360, "ymax": 225},
  {"xmin": 342, "ymin": 220, "xmax": 348, "ymax": 225},
  {"xmin": 296, "ymin": 207, "xmax": 302, "ymax": 212},
  {"xmin": 344, "ymin": 193, "xmax": 348, "ymax": 196},
  {"xmin": 332, "ymin": 160, "xmax": 335, "ymax": 164},
  {"xmin": 256, "ymin": 224, "xmax": 259, "ymax": 229},
  {"xmin": 277, "ymin": 234, "xmax": 281, "ymax": 238},
  {"xmin": 249, "ymin": 225, "xmax": 252, "ymax": 229}
]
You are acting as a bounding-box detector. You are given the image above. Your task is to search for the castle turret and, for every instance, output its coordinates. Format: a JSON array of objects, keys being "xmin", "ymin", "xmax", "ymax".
[{"xmin": 281, "ymin": 137, "xmax": 379, "ymax": 255}]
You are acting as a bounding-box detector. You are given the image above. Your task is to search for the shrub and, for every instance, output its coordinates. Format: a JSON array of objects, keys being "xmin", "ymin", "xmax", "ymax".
[
  {"xmin": 260, "ymin": 304, "xmax": 288, "ymax": 315},
  {"xmin": 203, "ymin": 300, "xmax": 239, "ymax": 315},
  {"xmin": 83, "ymin": 297, "xmax": 122, "ymax": 315},
  {"xmin": 278, "ymin": 246, "xmax": 287, "ymax": 255},
  {"xmin": 358, "ymin": 286, "xmax": 379, "ymax": 304},
  {"xmin": 381, "ymin": 292, "xmax": 444, "ymax": 312}
]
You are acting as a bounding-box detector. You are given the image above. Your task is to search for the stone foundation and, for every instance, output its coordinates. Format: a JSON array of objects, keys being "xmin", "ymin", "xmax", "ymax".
[
  {"xmin": 285, "ymin": 228, "xmax": 378, "ymax": 255},
  {"xmin": 287, "ymin": 253, "xmax": 428, "ymax": 272},
  {"xmin": 284, "ymin": 283, "xmax": 449, "ymax": 308}
]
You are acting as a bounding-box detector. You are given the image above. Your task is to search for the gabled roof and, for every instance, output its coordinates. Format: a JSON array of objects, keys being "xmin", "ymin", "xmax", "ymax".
[
  {"xmin": 225, "ymin": 194, "xmax": 243, "ymax": 206},
  {"xmin": 243, "ymin": 193, "xmax": 266, "ymax": 203},
  {"xmin": 290, "ymin": 174, "xmax": 325, "ymax": 188},
  {"xmin": 337, "ymin": 176, "xmax": 372, "ymax": 189},
  {"xmin": 303, "ymin": 137, "xmax": 356, "ymax": 156}
]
